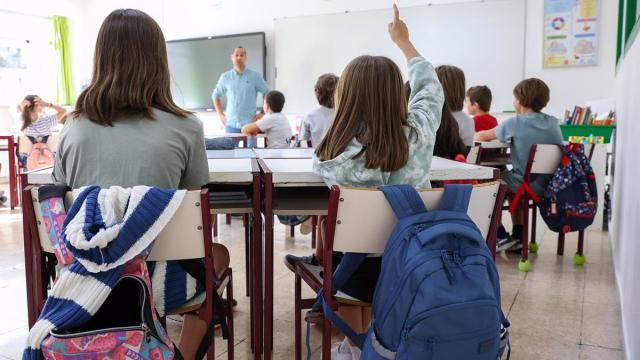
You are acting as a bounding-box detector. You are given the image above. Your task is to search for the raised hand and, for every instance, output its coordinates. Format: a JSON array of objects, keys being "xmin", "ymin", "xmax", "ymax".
[
  {"xmin": 388, "ymin": 4, "xmax": 420, "ymax": 60},
  {"xmin": 388, "ymin": 4, "xmax": 409, "ymax": 45}
]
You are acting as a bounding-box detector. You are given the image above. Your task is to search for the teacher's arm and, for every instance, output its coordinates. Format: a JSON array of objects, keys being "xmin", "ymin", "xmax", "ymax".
[{"xmin": 212, "ymin": 74, "xmax": 227, "ymax": 125}]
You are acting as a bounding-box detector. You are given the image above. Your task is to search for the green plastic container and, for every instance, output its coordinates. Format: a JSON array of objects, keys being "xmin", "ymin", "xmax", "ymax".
[{"xmin": 560, "ymin": 125, "xmax": 616, "ymax": 143}]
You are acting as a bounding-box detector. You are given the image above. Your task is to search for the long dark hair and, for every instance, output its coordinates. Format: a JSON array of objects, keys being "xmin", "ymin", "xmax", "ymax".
[
  {"xmin": 405, "ymin": 82, "xmax": 465, "ymax": 159},
  {"xmin": 435, "ymin": 104, "xmax": 467, "ymax": 159},
  {"xmin": 72, "ymin": 9, "xmax": 190, "ymax": 126},
  {"xmin": 316, "ymin": 56, "xmax": 411, "ymax": 172},
  {"xmin": 21, "ymin": 95, "xmax": 38, "ymax": 131}
]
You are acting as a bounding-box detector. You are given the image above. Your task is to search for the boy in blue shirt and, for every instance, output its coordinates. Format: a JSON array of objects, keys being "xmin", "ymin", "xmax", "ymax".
[{"xmin": 476, "ymin": 78, "xmax": 563, "ymax": 252}]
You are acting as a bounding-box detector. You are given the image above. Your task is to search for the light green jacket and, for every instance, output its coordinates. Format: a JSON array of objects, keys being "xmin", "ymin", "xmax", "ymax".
[{"xmin": 313, "ymin": 56, "xmax": 444, "ymax": 188}]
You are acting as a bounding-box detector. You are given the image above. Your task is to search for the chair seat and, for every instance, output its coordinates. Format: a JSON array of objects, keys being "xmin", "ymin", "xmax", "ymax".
[
  {"xmin": 167, "ymin": 268, "xmax": 232, "ymax": 315},
  {"xmin": 295, "ymin": 263, "xmax": 370, "ymax": 306}
]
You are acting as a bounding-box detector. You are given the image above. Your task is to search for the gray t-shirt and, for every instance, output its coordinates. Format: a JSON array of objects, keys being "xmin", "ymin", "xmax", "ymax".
[
  {"xmin": 299, "ymin": 106, "xmax": 335, "ymax": 147},
  {"xmin": 495, "ymin": 112, "xmax": 563, "ymax": 179},
  {"xmin": 53, "ymin": 108, "xmax": 209, "ymax": 189},
  {"xmin": 452, "ymin": 111, "xmax": 475, "ymax": 146},
  {"xmin": 256, "ymin": 113, "xmax": 292, "ymax": 149}
]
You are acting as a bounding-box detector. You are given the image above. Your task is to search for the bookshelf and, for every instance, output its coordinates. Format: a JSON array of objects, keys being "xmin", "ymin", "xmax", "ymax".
[{"xmin": 560, "ymin": 125, "xmax": 616, "ymax": 143}]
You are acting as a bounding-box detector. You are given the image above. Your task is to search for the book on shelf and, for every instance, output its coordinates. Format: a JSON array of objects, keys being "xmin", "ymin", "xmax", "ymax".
[{"xmin": 564, "ymin": 105, "xmax": 615, "ymax": 126}]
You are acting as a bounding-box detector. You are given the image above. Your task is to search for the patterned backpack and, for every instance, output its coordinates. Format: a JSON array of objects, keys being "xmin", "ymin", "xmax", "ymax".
[
  {"xmin": 40, "ymin": 257, "xmax": 181, "ymax": 360},
  {"xmin": 26, "ymin": 142, "xmax": 55, "ymax": 171},
  {"xmin": 538, "ymin": 143, "xmax": 598, "ymax": 233}
]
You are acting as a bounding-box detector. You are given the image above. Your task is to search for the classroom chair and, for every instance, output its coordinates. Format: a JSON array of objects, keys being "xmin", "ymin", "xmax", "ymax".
[
  {"xmin": 291, "ymin": 181, "xmax": 506, "ymax": 360},
  {"xmin": 466, "ymin": 144, "xmax": 482, "ymax": 165},
  {"xmin": 22, "ymin": 186, "xmax": 234, "ymax": 360},
  {"xmin": 511, "ymin": 143, "xmax": 595, "ymax": 272}
]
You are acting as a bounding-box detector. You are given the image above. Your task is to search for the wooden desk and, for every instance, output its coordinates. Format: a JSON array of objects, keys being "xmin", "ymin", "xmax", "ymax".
[
  {"xmin": 206, "ymin": 148, "xmax": 258, "ymax": 159},
  {"xmin": 0, "ymin": 134, "xmax": 17, "ymax": 208},
  {"xmin": 206, "ymin": 157, "xmax": 263, "ymax": 358},
  {"xmin": 252, "ymin": 148, "xmax": 314, "ymax": 159}
]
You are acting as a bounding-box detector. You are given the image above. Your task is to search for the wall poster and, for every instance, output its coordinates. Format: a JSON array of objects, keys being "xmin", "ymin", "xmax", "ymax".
[{"xmin": 544, "ymin": 0, "xmax": 599, "ymax": 67}]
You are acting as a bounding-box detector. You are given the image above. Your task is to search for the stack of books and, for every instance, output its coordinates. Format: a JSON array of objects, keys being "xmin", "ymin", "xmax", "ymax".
[{"xmin": 563, "ymin": 106, "xmax": 616, "ymax": 125}]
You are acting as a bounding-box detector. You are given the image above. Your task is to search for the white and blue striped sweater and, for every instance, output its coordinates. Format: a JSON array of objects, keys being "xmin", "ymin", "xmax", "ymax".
[{"xmin": 23, "ymin": 185, "xmax": 185, "ymax": 360}]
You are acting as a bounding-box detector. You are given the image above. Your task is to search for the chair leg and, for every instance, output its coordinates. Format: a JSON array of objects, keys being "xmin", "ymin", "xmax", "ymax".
[
  {"xmin": 531, "ymin": 204, "xmax": 537, "ymax": 245},
  {"xmin": 245, "ymin": 218, "xmax": 251, "ymax": 297},
  {"xmin": 207, "ymin": 314, "xmax": 215, "ymax": 360},
  {"xmin": 574, "ymin": 230, "xmax": 587, "ymax": 265},
  {"xmin": 311, "ymin": 216, "xmax": 317, "ymax": 249},
  {"xmin": 577, "ymin": 230, "xmax": 585, "ymax": 256},
  {"xmin": 227, "ymin": 272, "xmax": 234, "ymax": 360},
  {"xmin": 519, "ymin": 195, "xmax": 531, "ymax": 272},
  {"xmin": 213, "ymin": 215, "xmax": 218, "ymax": 238},
  {"xmin": 226, "ymin": 214, "xmax": 231, "ymax": 225},
  {"xmin": 295, "ymin": 274, "xmax": 302, "ymax": 360},
  {"xmin": 557, "ymin": 232, "xmax": 565, "ymax": 256},
  {"xmin": 290, "ymin": 225, "xmax": 295, "ymax": 238},
  {"xmin": 322, "ymin": 311, "xmax": 332, "ymax": 360}
]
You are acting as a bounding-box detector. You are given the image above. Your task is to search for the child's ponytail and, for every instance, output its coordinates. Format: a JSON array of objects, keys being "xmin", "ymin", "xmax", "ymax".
[{"xmin": 20, "ymin": 95, "xmax": 38, "ymax": 131}]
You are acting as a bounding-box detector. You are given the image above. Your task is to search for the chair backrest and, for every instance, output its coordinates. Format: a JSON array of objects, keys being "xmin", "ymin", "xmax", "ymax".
[
  {"xmin": 466, "ymin": 145, "xmax": 481, "ymax": 165},
  {"xmin": 529, "ymin": 144, "xmax": 563, "ymax": 175},
  {"xmin": 331, "ymin": 181, "xmax": 501, "ymax": 253},
  {"xmin": 30, "ymin": 187, "xmax": 207, "ymax": 261},
  {"xmin": 529, "ymin": 143, "xmax": 596, "ymax": 176}
]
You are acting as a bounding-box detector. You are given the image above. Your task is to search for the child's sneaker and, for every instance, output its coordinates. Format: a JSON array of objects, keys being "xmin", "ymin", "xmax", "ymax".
[
  {"xmin": 283, "ymin": 254, "xmax": 318, "ymax": 272},
  {"xmin": 497, "ymin": 236, "xmax": 518, "ymax": 252},
  {"xmin": 496, "ymin": 225, "xmax": 515, "ymax": 252},
  {"xmin": 330, "ymin": 337, "xmax": 361, "ymax": 360}
]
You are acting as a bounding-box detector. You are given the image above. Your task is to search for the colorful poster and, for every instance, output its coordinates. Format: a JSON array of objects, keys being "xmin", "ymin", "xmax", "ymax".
[{"xmin": 544, "ymin": 0, "xmax": 599, "ymax": 67}]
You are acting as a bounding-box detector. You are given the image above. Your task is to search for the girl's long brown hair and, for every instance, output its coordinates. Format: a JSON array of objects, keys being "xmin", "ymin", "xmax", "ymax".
[
  {"xmin": 315, "ymin": 56, "xmax": 410, "ymax": 172},
  {"xmin": 404, "ymin": 82, "xmax": 465, "ymax": 159},
  {"xmin": 435, "ymin": 65, "xmax": 466, "ymax": 112},
  {"xmin": 72, "ymin": 9, "xmax": 189, "ymax": 126},
  {"xmin": 21, "ymin": 95, "xmax": 38, "ymax": 131}
]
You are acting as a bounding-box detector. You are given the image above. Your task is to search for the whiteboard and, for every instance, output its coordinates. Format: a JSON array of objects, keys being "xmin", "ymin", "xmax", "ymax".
[{"xmin": 274, "ymin": 0, "xmax": 525, "ymax": 114}]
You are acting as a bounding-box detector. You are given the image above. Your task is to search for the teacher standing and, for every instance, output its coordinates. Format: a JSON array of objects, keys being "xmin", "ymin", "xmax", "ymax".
[{"xmin": 212, "ymin": 46, "xmax": 270, "ymax": 146}]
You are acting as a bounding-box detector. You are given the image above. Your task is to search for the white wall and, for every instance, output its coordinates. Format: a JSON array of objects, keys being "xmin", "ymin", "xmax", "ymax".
[
  {"xmin": 524, "ymin": 0, "xmax": 618, "ymax": 117},
  {"xmin": 612, "ymin": 31, "xmax": 640, "ymax": 360},
  {"xmin": 71, "ymin": 0, "xmax": 618, "ymax": 118}
]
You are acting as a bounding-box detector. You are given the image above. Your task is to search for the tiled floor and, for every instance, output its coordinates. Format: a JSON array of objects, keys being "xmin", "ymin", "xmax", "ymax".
[{"xmin": 0, "ymin": 184, "xmax": 625, "ymax": 359}]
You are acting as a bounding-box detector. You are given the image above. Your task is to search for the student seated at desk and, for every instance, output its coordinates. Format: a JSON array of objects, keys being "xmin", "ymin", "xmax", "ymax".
[
  {"xmin": 51, "ymin": 9, "xmax": 229, "ymax": 360},
  {"xmin": 406, "ymin": 81, "xmax": 466, "ymax": 160},
  {"xmin": 284, "ymin": 5, "xmax": 444, "ymax": 358},
  {"xmin": 241, "ymin": 90, "xmax": 292, "ymax": 148},
  {"xmin": 475, "ymin": 78, "xmax": 563, "ymax": 252},
  {"xmin": 466, "ymin": 85, "xmax": 498, "ymax": 132},
  {"xmin": 299, "ymin": 73, "xmax": 339, "ymax": 147},
  {"xmin": 435, "ymin": 65, "xmax": 475, "ymax": 147},
  {"xmin": 17, "ymin": 95, "xmax": 67, "ymax": 168}
]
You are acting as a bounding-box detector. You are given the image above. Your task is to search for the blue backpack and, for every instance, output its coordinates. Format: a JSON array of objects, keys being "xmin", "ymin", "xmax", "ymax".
[
  {"xmin": 315, "ymin": 184, "xmax": 509, "ymax": 360},
  {"xmin": 539, "ymin": 144, "xmax": 598, "ymax": 233}
]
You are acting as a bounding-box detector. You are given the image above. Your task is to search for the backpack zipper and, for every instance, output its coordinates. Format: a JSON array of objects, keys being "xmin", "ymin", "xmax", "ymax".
[{"xmin": 51, "ymin": 276, "xmax": 163, "ymax": 345}]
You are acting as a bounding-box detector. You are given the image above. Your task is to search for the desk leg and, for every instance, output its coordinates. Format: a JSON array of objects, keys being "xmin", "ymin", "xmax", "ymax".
[
  {"xmin": 22, "ymin": 190, "xmax": 36, "ymax": 327},
  {"xmin": 245, "ymin": 214, "xmax": 251, "ymax": 297},
  {"xmin": 252, "ymin": 181, "xmax": 263, "ymax": 359},
  {"xmin": 9, "ymin": 137, "xmax": 17, "ymax": 209},
  {"xmin": 264, "ymin": 184, "xmax": 273, "ymax": 359}
]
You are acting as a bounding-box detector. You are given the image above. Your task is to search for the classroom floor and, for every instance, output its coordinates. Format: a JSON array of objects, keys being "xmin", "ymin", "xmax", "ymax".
[{"xmin": 0, "ymin": 182, "xmax": 625, "ymax": 360}]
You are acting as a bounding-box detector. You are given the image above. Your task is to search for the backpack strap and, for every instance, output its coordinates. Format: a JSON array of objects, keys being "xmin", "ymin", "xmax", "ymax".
[
  {"xmin": 380, "ymin": 184, "xmax": 427, "ymax": 219},
  {"xmin": 440, "ymin": 184, "xmax": 473, "ymax": 213},
  {"xmin": 306, "ymin": 253, "xmax": 368, "ymax": 358}
]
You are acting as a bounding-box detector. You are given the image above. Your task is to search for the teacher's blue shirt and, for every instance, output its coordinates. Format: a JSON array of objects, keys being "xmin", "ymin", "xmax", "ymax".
[{"xmin": 212, "ymin": 68, "xmax": 270, "ymax": 129}]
